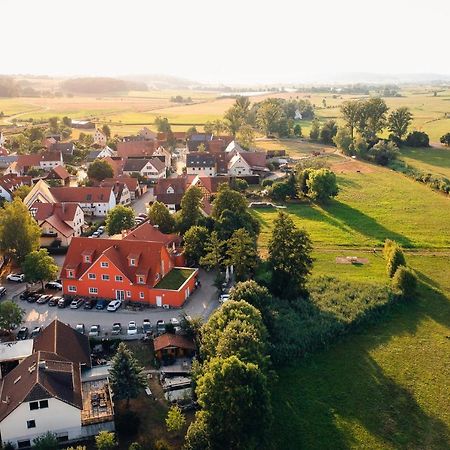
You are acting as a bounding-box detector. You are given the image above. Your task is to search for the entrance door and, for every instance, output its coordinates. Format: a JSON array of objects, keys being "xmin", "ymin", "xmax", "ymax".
[
  {"xmin": 116, "ymin": 290, "xmax": 125, "ymax": 301},
  {"xmin": 156, "ymin": 296, "xmax": 162, "ymax": 307}
]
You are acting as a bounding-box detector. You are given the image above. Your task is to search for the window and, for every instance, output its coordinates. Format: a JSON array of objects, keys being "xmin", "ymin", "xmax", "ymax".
[
  {"xmin": 102, "ymin": 274, "xmax": 110, "ymax": 281},
  {"xmin": 126, "ymin": 291, "xmax": 131, "ymax": 298},
  {"xmin": 29, "ymin": 402, "xmax": 39, "ymax": 411},
  {"xmin": 84, "ymin": 255, "xmax": 91, "ymax": 263},
  {"xmin": 27, "ymin": 420, "xmax": 36, "ymax": 429},
  {"xmin": 68, "ymin": 285, "xmax": 77, "ymax": 293},
  {"xmin": 137, "ymin": 276, "xmax": 144, "ymax": 284},
  {"xmin": 89, "ymin": 287, "xmax": 98, "ymax": 294},
  {"xmin": 67, "ymin": 270, "xmax": 74, "ymax": 278},
  {"xmin": 88, "ymin": 273, "xmax": 96, "ymax": 280},
  {"xmin": 101, "ymin": 261, "xmax": 109, "ymax": 268},
  {"xmin": 115, "ymin": 275, "xmax": 123, "ymax": 282},
  {"xmin": 39, "ymin": 400, "xmax": 48, "ymax": 409},
  {"xmin": 17, "ymin": 440, "xmax": 31, "ymax": 449},
  {"xmin": 139, "ymin": 292, "xmax": 144, "ymax": 299},
  {"xmin": 129, "ymin": 259, "xmax": 136, "ymax": 266}
]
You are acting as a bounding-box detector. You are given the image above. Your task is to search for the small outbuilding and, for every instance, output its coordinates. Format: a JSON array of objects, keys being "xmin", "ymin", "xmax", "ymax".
[{"xmin": 153, "ymin": 334, "xmax": 196, "ymax": 361}]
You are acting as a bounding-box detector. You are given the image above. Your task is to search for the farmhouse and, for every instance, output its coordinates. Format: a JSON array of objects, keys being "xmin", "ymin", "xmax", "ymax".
[
  {"xmin": 123, "ymin": 158, "xmax": 166, "ymax": 180},
  {"xmin": 101, "ymin": 176, "xmax": 142, "ymax": 200},
  {"xmin": 5, "ymin": 152, "xmax": 64, "ymax": 176},
  {"xmin": 24, "ymin": 180, "xmax": 116, "ymax": 217},
  {"xmin": 138, "ymin": 127, "xmax": 157, "ymax": 140},
  {"xmin": 93, "ymin": 129, "xmax": 107, "ymax": 146},
  {"xmin": 0, "ymin": 320, "xmax": 114, "ymax": 449},
  {"xmin": 186, "ymin": 152, "xmax": 217, "ymax": 177},
  {"xmin": 45, "ymin": 165, "xmax": 71, "ymax": 186},
  {"xmin": 86, "ymin": 146, "xmax": 116, "ymax": 163},
  {"xmin": 61, "ymin": 227, "xmax": 196, "ymax": 307},
  {"xmin": 49, "ymin": 142, "xmax": 76, "ymax": 160},
  {"xmin": 99, "ymin": 180, "xmax": 131, "ymax": 206}
]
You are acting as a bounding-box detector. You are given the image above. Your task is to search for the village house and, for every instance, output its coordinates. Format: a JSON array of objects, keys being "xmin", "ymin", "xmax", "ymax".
[
  {"xmin": 153, "ymin": 334, "xmax": 196, "ymax": 361},
  {"xmin": 102, "ymin": 157, "xmax": 124, "ymax": 177},
  {"xmin": 101, "ymin": 176, "xmax": 142, "ymax": 200},
  {"xmin": 99, "ymin": 180, "xmax": 131, "ymax": 206},
  {"xmin": 0, "ymin": 175, "xmax": 33, "ymax": 202},
  {"xmin": 30, "ymin": 202, "xmax": 84, "ymax": 247},
  {"xmin": 0, "ymin": 156, "xmax": 18, "ymax": 170},
  {"xmin": 93, "ymin": 129, "xmax": 107, "ymax": 147},
  {"xmin": 138, "ymin": 127, "xmax": 157, "ymax": 140},
  {"xmin": 45, "ymin": 165, "xmax": 71, "ymax": 186},
  {"xmin": 49, "ymin": 142, "xmax": 76, "ymax": 161},
  {"xmin": 186, "ymin": 152, "xmax": 217, "ymax": 177},
  {"xmin": 61, "ymin": 222, "xmax": 196, "ymax": 307},
  {"xmin": 86, "ymin": 146, "xmax": 116, "ymax": 164},
  {"xmin": 117, "ymin": 141, "xmax": 171, "ymax": 167},
  {"xmin": 5, "ymin": 152, "xmax": 64, "ymax": 176},
  {"xmin": 123, "ymin": 158, "xmax": 166, "ymax": 180},
  {"xmin": 24, "ymin": 180, "xmax": 116, "ymax": 217},
  {"xmin": 0, "ymin": 320, "xmax": 114, "ymax": 449}
]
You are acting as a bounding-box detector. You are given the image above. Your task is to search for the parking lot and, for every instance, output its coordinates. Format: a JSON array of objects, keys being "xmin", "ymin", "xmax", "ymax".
[{"xmin": 6, "ymin": 269, "xmax": 220, "ymax": 337}]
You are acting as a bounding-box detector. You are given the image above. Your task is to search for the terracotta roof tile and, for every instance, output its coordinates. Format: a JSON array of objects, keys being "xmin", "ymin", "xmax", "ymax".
[
  {"xmin": 49, "ymin": 186, "xmax": 113, "ymax": 203},
  {"xmin": 153, "ymin": 333, "xmax": 196, "ymax": 352}
]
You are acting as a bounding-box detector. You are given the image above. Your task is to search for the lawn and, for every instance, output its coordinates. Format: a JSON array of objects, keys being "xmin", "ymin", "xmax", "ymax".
[
  {"xmin": 155, "ymin": 268, "xmax": 196, "ymax": 290},
  {"xmin": 399, "ymin": 145, "xmax": 450, "ymax": 178},
  {"xmin": 253, "ymin": 164, "xmax": 450, "ymax": 251},
  {"xmin": 271, "ymin": 253, "xmax": 450, "ymax": 450}
]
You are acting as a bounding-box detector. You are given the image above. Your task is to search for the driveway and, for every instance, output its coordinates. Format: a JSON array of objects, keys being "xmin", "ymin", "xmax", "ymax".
[
  {"xmin": 131, "ymin": 190, "xmax": 153, "ymax": 216},
  {"xmin": 8, "ymin": 269, "xmax": 219, "ymax": 337}
]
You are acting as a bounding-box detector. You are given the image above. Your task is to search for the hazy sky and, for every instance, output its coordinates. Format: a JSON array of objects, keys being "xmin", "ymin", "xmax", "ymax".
[{"xmin": 2, "ymin": 0, "xmax": 449, "ymax": 84}]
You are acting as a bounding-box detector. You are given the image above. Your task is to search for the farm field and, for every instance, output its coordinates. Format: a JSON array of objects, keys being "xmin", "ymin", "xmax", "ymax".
[
  {"xmin": 272, "ymin": 253, "xmax": 450, "ymax": 450},
  {"xmin": 252, "ymin": 162, "xmax": 450, "ymax": 251},
  {"xmin": 399, "ymin": 146, "xmax": 450, "ymax": 178}
]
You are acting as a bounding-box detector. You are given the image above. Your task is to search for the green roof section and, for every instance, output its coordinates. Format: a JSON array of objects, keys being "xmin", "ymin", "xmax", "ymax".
[{"xmin": 155, "ymin": 268, "xmax": 196, "ymax": 290}]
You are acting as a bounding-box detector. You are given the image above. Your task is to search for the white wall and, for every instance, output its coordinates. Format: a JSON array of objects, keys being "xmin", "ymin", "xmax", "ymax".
[
  {"xmin": 0, "ymin": 397, "xmax": 81, "ymax": 446},
  {"xmin": 228, "ymin": 157, "xmax": 251, "ymax": 176},
  {"xmin": 186, "ymin": 166, "xmax": 216, "ymax": 177}
]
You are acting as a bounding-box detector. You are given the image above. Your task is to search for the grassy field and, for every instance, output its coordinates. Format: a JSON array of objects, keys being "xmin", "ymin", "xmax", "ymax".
[
  {"xmin": 271, "ymin": 253, "xmax": 450, "ymax": 450},
  {"xmin": 253, "ymin": 163, "xmax": 450, "ymax": 251},
  {"xmin": 399, "ymin": 146, "xmax": 450, "ymax": 178}
]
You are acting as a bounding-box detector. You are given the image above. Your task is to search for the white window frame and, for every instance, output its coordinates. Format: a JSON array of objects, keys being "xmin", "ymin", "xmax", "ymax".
[
  {"xmin": 100, "ymin": 261, "xmax": 109, "ymax": 268},
  {"xmin": 126, "ymin": 291, "xmax": 131, "ymax": 298},
  {"xmin": 84, "ymin": 255, "xmax": 91, "ymax": 263},
  {"xmin": 139, "ymin": 292, "xmax": 144, "ymax": 299},
  {"xmin": 101, "ymin": 274, "xmax": 110, "ymax": 281},
  {"xmin": 68, "ymin": 285, "xmax": 77, "ymax": 292},
  {"xmin": 89, "ymin": 287, "xmax": 98, "ymax": 294},
  {"xmin": 88, "ymin": 273, "xmax": 96, "ymax": 280},
  {"xmin": 115, "ymin": 275, "xmax": 123, "ymax": 282},
  {"xmin": 137, "ymin": 276, "xmax": 144, "ymax": 284},
  {"xmin": 129, "ymin": 258, "xmax": 136, "ymax": 266}
]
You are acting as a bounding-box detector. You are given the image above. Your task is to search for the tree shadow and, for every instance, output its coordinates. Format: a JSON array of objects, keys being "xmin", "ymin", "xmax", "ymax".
[
  {"xmin": 321, "ymin": 200, "xmax": 414, "ymax": 248},
  {"xmin": 271, "ymin": 281, "xmax": 450, "ymax": 449}
]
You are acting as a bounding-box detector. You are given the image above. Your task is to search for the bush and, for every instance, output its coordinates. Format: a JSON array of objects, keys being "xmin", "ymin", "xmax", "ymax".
[
  {"xmin": 386, "ymin": 245, "xmax": 406, "ymax": 278},
  {"xmin": 392, "ymin": 266, "xmax": 418, "ymax": 298},
  {"xmin": 405, "ymin": 131, "xmax": 430, "ymax": 147},
  {"xmin": 261, "ymin": 179, "xmax": 273, "ymax": 188},
  {"xmin": 116, "ymin": 410, "xmax": 140, "ymax": 436}
]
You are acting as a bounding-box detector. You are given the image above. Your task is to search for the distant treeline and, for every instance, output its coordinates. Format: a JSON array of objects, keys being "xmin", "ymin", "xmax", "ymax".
[
  {"xmin": 0, "ymin": 76, "xmax": 41, "ymax": 97},
  {"xmin": 60, "ymin": 77, "xmax": 148, "ymax": 94}
]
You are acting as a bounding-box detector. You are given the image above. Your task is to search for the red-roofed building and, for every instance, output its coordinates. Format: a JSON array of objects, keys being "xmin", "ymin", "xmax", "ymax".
[
  {"xmin": 117, "ymin": 141, "xmax": 171, "ymax": 167},
  {"xmin": 101, "ymin": 176, "xmax": 143, "ymax": 199},
  {"xmin": 61, "ymin": 230, "xmax": 196, "ymax": 307},
  {"xmin": 45, "ymin": 165, "xmax": 71, "ymax": 186},
  {"xmin": 31, "ymin": 202, "xmax": 84, "ymax": 247},
  {"xmin": 153, "ymin": 334, "xmax": 196, "ymax": 360},
  {"xmin": 0, "ymin": 174, "xmax": 33, "ymax": 202},
  {"xmin": 5, "ymin": 152, "xmax": 64, "ymax": 176}
]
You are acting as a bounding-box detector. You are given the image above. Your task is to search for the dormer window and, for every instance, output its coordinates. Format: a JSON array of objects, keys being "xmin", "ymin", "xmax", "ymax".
[
  {"xmin": 130, "ymin": 259, "xmax": 136, "ymax": 267},
  {"xmin": 84, "ymin": 255, "xmax": 91, "ymax": 263},
  {"xmin": 67, "ymin": 269, "xmax": 74, "ymax": 278},
  {"xmin": 137, "ymin": 276, "xmax": 145, "ymax": 284}
]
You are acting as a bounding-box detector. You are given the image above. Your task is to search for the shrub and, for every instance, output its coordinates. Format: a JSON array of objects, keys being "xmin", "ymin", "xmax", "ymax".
[
  {"xmin": 392, "ymin": 266, "xmax": 418, "ymax": 298},
  {"xmin": 405, "ymin": 131, "xmax": 430, "ymax": 147},
  {"xmin": 116, "ymin": 410, "xmax": 140, "ymax": 436},
  {"xmin": 386, "ymin": 245, "xmax": 406, "ymax": 278}
]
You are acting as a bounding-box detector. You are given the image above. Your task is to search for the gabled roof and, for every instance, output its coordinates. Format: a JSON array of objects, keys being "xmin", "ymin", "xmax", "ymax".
[
  {"xmin": 193, "ymin": 176, "xmax": 230, "ymax": 194},
  {"xmin": 49, "ymin": 142, "xmax": 75, "ymax": 154},
  {"xmin": 33, "ymin": 320, "xmax": 91, "ymax": 368},
  {"xmin": 103, "ymin": 156, "xmax": 124, "ymax": 177},
  {"xmin": 32, "ymin": 202, "xmax": 81, "ymax": 237},
  {"xmin": 153, "ymin": 333, "xmax": 196, "ymax": 352},
  {"xmin": 239, "ymin": 151, "xmax": 267, "ymax": 169},
  {"xmin": 0, "ymin": 348, "xmax": 83, "ymax": 422},
  {"xmin": 62, "ymin": 237, "xmax": 169, "ymax": 288},
  {"xmin": 123, "ymin": 157, "xmax": 165, "ymax": 173},
  {"xmin": 16, "ymin": 152, "xmax": 63, "ymax": 170},
  {"xmin": 117, "ymin": 140, "xmax": 155, "ymax": 158},
  {"xmin": 123, "ymin": 222, "xmax": 181, "ymax": 246},
  {"xmin": 102, "ymin": 176, "xmax": 138, "ymax": 192},
  {"xmin": 0, "ymin": 174, "xmax": 33, "ymax": 194},
  {"xmin": 50, "ymin": 186, "xmax": 113, "ymax": 203},
  {"xmin": 225, "ymin": 140, "xmax": 244, "ymax": 153},
  {"xmin": 186, "ymin": 152, "xmax": 217, "ymax": 168},
  {"xmin": 48, "ymin": 165, "xmax": 70, "ymax": 180}
]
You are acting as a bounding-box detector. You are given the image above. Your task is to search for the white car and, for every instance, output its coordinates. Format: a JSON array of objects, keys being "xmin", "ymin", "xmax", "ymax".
[
  {"xmin": 89, "ymin": 325, "xmax": 100, "ymax": 337},
  {"xmin": 7, "ymin": 273, "xmax": 25, "ymax": 283},
  {"xmin": 107, "ymin": 300, "xmax": 122, "ymax": 312},
  {"xmin": 219, "ymin": 294, "xmax": 230, "ymax": 304},
  {"xmin": 127, "ymin": 321, "xmax": 138, "ymax": 335}
]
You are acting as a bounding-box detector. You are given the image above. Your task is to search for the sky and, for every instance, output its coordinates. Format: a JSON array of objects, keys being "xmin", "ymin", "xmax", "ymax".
[{"xmin": 1, "ymin": 0, "xmax": 449, "ymax": 84}]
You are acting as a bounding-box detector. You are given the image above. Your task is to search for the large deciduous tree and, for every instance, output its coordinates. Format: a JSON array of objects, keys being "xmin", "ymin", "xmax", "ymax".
[
  {"xmin": 357, "ymin": 98, "xmax": 388, "ymax": 142},
  {"xmin": 340, "ymin": 100, "xmax": 361, "ymax": 140},
  {"xmin": 87, "ymin": 159, "xmax": 114, "ymax": 181},
  {"xmin": 183, "ymin": 225, "xmax": 210, "ymax": 266},
  {"xmin": 0, "ymin": 301, "xmax": 24, "ymax": 333},
  {"xmin": 200, "ymin": 231, "xmax": 225, "ymax": 272},
  {"xmin": 256, "ymin": 98, "xmax": 284, "ymax": 137},
  {"xmin": 147, "ymin": 201, "xmax": 175, "ymax": 233},
  {"xmin": 306, "ymin": 168, "xmax": 339, "ymax": 202},
  {"xmin": 105, "ymin": 205, "xmax": 135, "ymax": 235},
  {"xmin": 388, "ymin": 107, "xmax": 413, "ymax": 142},
  {"xmin": 109, "ymin": 343, "xmax": 146, "ymax": 407},
  {"xmin": 23, "ymin": 249, "xmax": 58, "ymax": 290},
  {"xmin": 0, "ymin": 198, "xmax": 40, "ymax": 263},
  {"xmin": 178, "ymin": 187, "xmax": 203, "ymax": 233},
  {"xmin": 225, "ymin": 228, "xmax": 257, "ymax": 281},
  {"xmin": 268, "ymin": 211, "xmax": 313, "ymax": 298}
]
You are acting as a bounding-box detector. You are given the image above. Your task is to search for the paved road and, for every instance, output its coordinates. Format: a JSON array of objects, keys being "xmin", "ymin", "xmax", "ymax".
[
  {"xmin": 131, "ymin": 190, "xmax": 153, "ymax": 215},
  {"xmin": 7, "ymin": 269, "xmax": 220, "ymax": 337}
]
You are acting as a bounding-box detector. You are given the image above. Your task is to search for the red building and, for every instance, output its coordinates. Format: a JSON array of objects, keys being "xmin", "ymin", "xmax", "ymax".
[{"xmin": 61, "ymin": 223, "xmax": 197, "ymax": 307}]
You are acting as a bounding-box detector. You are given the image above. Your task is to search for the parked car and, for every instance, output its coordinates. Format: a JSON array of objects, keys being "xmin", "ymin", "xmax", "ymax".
[
  {"xmin": 96, "ymin": 299, "xmax": 107, "ymax": 310},
  {"xmin": 127, "ymin": 321, "xmax": 138, "ymax": 335},
  {"xmin": 30, "ymin": 326, "xmax": 42, "ymax": 339},
  {"xmin": 111, "ymin": 323, "xmax": 122, "ymax": 335},
  {"xmin": 156, "ymin": 320, "xmax": 166, "ymax": 333},
  {"xmin": 138, "ymin": 213, "xmax": 147, "ymax": 219},
  {"xmin": 219, "ymin": 294, "xmax": 230, "ymax": 304},
  {"xmin": 45, "ymin": 281, "xmax": 63, "ymax": 290},
  {"xmin": 6, "ymin": 273, "xmax": 24, "ymax": 283},
  {"xmin": 58, "ymin": 297, "xmax": 71, "ymax": 308},
  {"xmin": 70, "ymin": 298, "xmax": 84, "ymax": 309},
  {"xmin": 92, "ymin": 231, "xmax": 101, "ymax": 238},
  {"xmin": 48, "ymin": 296, "xmax": 61, "ymax": 307},
  {"xmin": 88, "ymin": 325, "xmax": 100, "ymax": 337},
  {"xmin": 84, "ymin": 298, "xmax": 97, "ymax": 309},
  {"xmin": 27, "ymin": 293, "xmax": 41, "ymax": 303},
  {"xmin": 17, "ymin": 326, "xmax": 29, "ymax": 340},
  {"xmin": 142, "ymin": 319, "xmax": 152, "ymax": 334},
  {"xmin": 0, "ymin": 286, "xmax": 6, "ymax": 297},
  {"xmin": 107, "ymin": 300, "xmax": 122, "ymax": 312},
  {"xmin": 36, "ymin": 294, "xmax": 52, "ymax": 305},
  {"xmin": 20, "ymin": 290, "xmax": 33, "ymax": 300},
  {"xmin": 75, "ymin": 324, "xmax": 85, "ymax": 334}
]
